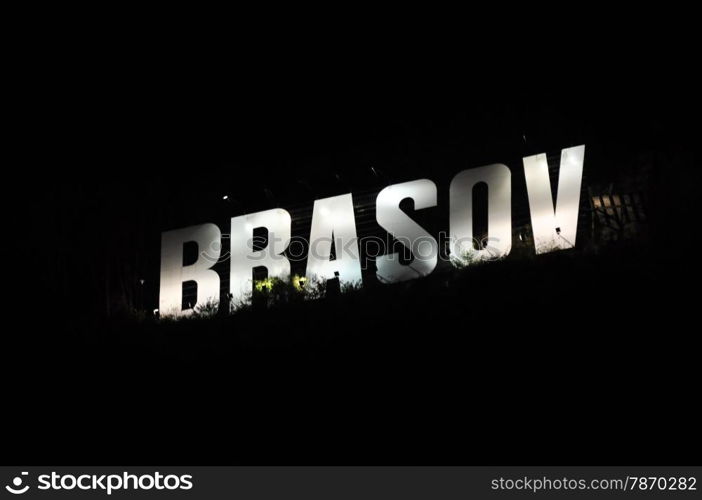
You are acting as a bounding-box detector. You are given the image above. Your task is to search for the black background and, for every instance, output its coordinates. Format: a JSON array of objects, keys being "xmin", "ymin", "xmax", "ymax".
[{"xmin": 6, "ymin": 22, "xmax": 700, "ymax": 466}]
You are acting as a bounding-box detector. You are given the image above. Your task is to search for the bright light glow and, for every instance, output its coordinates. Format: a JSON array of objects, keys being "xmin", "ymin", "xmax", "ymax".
[
  {"xmin": 523, "ymin": 145, "xmax": 585, "ymax": 254},
  {"xmin": 222, "ymin": 195, "xmax": 229, "ymax": 200},
  {"xmin": 292, "ymin": 275, "xmax": 307, "ymax": 290},
  {"xmin": 254, "ymin": 277, "xmax": 274, "ymax": 291}
]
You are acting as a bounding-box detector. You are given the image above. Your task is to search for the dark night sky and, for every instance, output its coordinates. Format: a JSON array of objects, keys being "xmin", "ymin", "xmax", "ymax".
[{"xmin": 9, "ymin": 43, "xmax": 700, "ymax": 464}]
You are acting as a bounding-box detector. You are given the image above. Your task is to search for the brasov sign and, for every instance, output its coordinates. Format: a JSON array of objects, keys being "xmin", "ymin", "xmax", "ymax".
[{"xmin": 160, "ymin": 145, "xmax": 585, "ymax": 317}]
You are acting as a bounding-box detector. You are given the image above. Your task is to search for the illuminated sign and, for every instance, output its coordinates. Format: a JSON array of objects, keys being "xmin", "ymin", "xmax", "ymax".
[{"xmin": 160, "ymin": 145, "xmax": 585, "ymax": 317}]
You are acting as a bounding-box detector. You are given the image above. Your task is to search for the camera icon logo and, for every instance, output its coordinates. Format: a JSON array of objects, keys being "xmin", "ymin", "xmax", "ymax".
[{"xmin": 5, "ymin": 472, "xmax": 29, "ymax": 495}]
